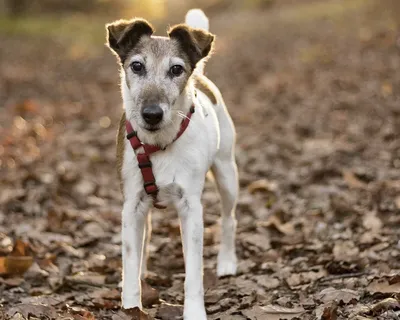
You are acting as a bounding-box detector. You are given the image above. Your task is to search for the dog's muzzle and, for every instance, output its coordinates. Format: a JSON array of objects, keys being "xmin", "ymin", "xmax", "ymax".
[{"xmin": 142, "ymin": 105, "xmax": 163, "ymax": 126}]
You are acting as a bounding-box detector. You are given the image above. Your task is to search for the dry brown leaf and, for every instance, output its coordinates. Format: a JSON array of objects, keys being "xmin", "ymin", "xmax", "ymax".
[
  {"xmin": 370, "ymin": 298, "xmax": 400, "ymax": 315},
  {"xmin": 89, "ymin": 288, "xmax": 120, "ymax": 300},
  {"xmin": 7, "ymin": 303, "xmax": 58, "ymax": 319},
  {"xmin": 333, "ymin": 240, "xmax": 359, "ymax": 262},
  {"xmin": 0, "ymin": 257, "xmax": 6, "ymax": 274},
  {"xmin": 141, "ymin": 279, "xmax": 160, "ymax": 307},
  {"xmin": 65, "ymin": 272, "xmax": 106, "ymax": 286},
  {"xmin": 367, "ymin": 278, "xmax": 400, "ymax": 293},
  {"xmin": 204, "ymin": 268, "xmax": 218, "ymax": 289},
  {"xmin": 123, "ymin": 307, "xmax": 153, "ymax": 320},
  {"xmin": 259, "ymin": 215, "xmax": 295, "ymax": 235},
  {"xmin": 362, "ymin": 212, "xmax": 382, "ymax": 233},
  {"xmin": 255, "ymin": 275, "xmax": 280, "ymax": 290},
  {"xmin": 242, "ymin": 305, "xmax": 304, "ymax": 320},
  {"xmin": 10, "ymin": 239, "xmax": 29, "ymax": 257},
  {"xmin": 286, "ymin": 269, "xmax": 326, "ymax": 288},
  {"xmin": 248, "ymin": 179, "xmax": 278, "ymax": 194},
  {"xmin": 242, "ymin": 233, "xmax": 271, "ymax": 250},
  {"xmin": 156, "ymin": 303, "xmax": 183, "ymax": 320},
  {"xmin": 69, "ymin": 306, "xmax": 96, "ymax": 320},
  {"xmin": 5, "ymin": 256, "xmax": 33, "ymax": 275},
  {"xmin": 343, "ymin": 171, "xmax": 367, "ymax": 189},
  {"xmin": 315, "ymin": 287, "xmax": 359, "ymax": 304},
  {"xmin": 0, "ymin": 277, "xmax": 24, "ymax": 287},
  {"xmin": 320, "ymin": 301, "xmax": 338, "ymax": 320},
  {"xmin": 394, "ymin": 196, "xmax": 400, "ymax": 209},
  {"xmin": 20, "ymin": 295, "xmax": 68, "ymax": 306}
]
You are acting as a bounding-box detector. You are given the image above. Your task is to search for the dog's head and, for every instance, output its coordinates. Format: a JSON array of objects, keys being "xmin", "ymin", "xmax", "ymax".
[{"xmin": 106, "ymin": 18, "xmax": 214, "ymax": 132}]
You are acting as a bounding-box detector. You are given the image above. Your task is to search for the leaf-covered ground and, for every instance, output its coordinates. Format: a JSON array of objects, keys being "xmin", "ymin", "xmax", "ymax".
[{"xmin": 1, "ymin": 1, "xmax": 400, "ymax": 319}]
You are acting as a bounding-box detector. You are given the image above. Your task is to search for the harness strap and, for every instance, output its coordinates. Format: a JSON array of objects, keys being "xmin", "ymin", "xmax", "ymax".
[{"xmin": 126, "ymin": 105, "xmax": 195, "ymax": 209}]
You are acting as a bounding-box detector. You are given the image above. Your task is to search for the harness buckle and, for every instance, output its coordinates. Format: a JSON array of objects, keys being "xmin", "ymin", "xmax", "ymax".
[
  {"xmin": 143, "ymin": 181, "xmax": 158, "ymax": 195},
  {"xmin": 126, "ymin": 131, "xmax": 137, "ymax": 140},
  {"xmin": 138, "ymin": 161, "xmax": 152, "ymax": 169}
]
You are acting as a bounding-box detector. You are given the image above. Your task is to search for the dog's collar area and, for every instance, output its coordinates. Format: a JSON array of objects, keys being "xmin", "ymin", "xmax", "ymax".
[{"xmin": 125, "ymin": 105, "xmax": 195, "ymax": 209}]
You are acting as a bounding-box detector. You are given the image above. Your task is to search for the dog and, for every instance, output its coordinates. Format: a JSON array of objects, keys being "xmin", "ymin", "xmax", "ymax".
[{"xmin": 106, "ymin": 9, "xmax": 239, "ymax": 319}]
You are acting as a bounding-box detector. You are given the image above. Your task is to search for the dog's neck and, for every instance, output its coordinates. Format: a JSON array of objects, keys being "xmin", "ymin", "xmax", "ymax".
[{"xmin": 121, "ymin": 76, "xmax": 195, "ymax": 148}]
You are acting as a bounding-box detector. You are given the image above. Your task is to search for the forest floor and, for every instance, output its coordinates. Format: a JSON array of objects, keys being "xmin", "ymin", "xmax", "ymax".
[{"xmin": 1, "ymin": 0, "xmax": 400, "ymax": 319}]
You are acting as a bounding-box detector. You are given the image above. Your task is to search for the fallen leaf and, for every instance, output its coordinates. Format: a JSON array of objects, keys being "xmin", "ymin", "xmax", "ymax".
[
  {"xmin": 333, "ymin": 240, "xmax": 359, "ymax": 262},
  {"xmin": 24, "ymin": 262, "xmax": 49, "ymax": 281},
  {"xmin": 362, "ymin": 212, "xmax": 382, "ymax": 233},
  {"xmin": 395, "ymin": 196, "xmax": 400, "ymax": 210},
  {"xmin": 65, "ymin": 272, "xmax": 106, "ymax": 286},
  {"xmin": 343, "ymin": 170, "xmax": 367, "ymax": 189},
  {"xmin": 89, "ymin": 288, "xmax": 120, "ymax": 300},
  {"xmin": 370, "ymin": 298, "xmax": 400, "ymax": 316},
  {"xmin": 10, "ymin": 239, "xmax": 30, "ymax": 257},
  {"xmin": 248, "ymin": 179, "xmax": 278, "ymax": 194},
  {"xmin": 242, "ymin": 305, "xmax": 304, "ymax": 320},
  {"xmin": 20, "ymin": 295, "xmax": 68, "ymax": 306},
  {"xmin": 74, "ymin": 179, "xmax": 96, "ymax": 197},
  {"xmin": 0, "ymin": 277, "xmax": 24, "ymax": 287},
  {"xmin": 286, "ymin": 269, "xmax": 326, "ymax": 288},
  {"xmin": 142, "ymin": 279, "xmax": 160, "ymax": 307},
  {"xmin": 7, "ymin": 304, "xmax": 58, "ymax": 319},
  {"xmin": 123, "ymin": 307, "xmax": 153, "ymax": 320},
  {"xmin": 321, "ymin": 301, "xmax": 338, "ymax": 320},
  {"xmin": 259, "ymin": 215, "xmax": 295, "ymax": 235},
  {"xmin": 0, "ymin": 257, "xmax": 6, "ymax": 274},
  {"xmin": 5, "ymin": 256, "xmax": 33, "ymax": 275},
  {"xmin": 367, "ymin": 278, "xmax": 400, "ymax": 293},
  {"xmin": 204, "ymin": 268, "xmax": 218, "ymax": 289},
  {"xmin": 156, "ymin": 303, "xmax": 183, "ymax": 320},
  {"xmin": 242, "ymin": 233, "xmax": 271, "ymax": 250},
  {"xmin": 254, "ymin": 275, "xmax": 280, "ymax": 290},
  {"xmin": 69, "ymin": 306, "xmax": 96, "ymax": 320},
  {"xmin": 315, "ymin": 287, "xmax": 359, "ymax": 304}
]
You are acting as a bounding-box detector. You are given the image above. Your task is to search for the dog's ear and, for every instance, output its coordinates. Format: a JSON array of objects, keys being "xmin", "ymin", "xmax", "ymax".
[
  {"xmin": 168, "ymin": 24, "xmax": 214, "ymax": 70},
  {"xmin": 106, "ymin": 18, "xmax": 154, "ymax": 62}
]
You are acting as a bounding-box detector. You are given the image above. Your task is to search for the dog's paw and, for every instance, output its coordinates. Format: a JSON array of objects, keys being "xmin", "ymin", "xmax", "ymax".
[
  {"xmin": 122, "ymin": 295, "xmax": 142, "ymax": 310},
  {"xmin": 217, "ymin": 252, "xmax": 237, "ymax": 277},
  {"xmin": 183, "ymin": 299, "xmax": 207, "ymax": 320}
]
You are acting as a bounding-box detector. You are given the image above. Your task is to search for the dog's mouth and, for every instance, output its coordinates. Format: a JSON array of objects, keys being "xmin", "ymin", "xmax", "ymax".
[{"xmin": 144, "ymin": 126, "xmax": 160, "ymax": 132}]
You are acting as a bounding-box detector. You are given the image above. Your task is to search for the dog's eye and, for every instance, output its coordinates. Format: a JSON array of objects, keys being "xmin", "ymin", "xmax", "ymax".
[
  {"xmin": 131, "ymin": 62, "xmax": 145, "ymax": 74},
  {"xmin": 170, "ymin": 65, "xmax": 184, "ymax": 77}
]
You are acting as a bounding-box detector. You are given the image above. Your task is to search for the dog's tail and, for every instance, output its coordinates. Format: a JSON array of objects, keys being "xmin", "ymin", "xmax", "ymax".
[
  {"xmin": 185, "ymin": 9, "xmax": 209, "ymax": 74},
  {"xmin": 185, "ymin": 9, "xmax": 209, "ymax": 31}
]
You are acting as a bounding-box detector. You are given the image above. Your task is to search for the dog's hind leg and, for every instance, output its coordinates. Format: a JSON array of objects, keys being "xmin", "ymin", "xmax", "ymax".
[{"xmin": 211, "ymin": 109, "xmax": 238, "ymax": 277}]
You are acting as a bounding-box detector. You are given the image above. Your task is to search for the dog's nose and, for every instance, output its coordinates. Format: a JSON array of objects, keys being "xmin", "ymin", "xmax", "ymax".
[{"xmin": 142, "ymin": 105, "xmax": 163, "ymax": 125}]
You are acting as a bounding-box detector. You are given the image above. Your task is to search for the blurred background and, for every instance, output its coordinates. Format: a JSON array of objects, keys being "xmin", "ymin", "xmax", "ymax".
[{"xmin": 1, "ymin": 0, "xmax": 400, "ymax": 319}]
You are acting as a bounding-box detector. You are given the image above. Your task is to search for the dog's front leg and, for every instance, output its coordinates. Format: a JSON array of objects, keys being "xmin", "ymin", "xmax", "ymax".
[
  {"xmin": 121, "ymin": 195, "xmax": 149, "ymax": 309},
  {"xmin": 178, "ymin": 196, "xmax": 207, "ymax": 319}
]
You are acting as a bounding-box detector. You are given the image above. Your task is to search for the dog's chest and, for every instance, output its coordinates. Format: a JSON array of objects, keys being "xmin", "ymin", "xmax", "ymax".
[{"xmin": 121, "ymin": 102, "xmax": 219, "ymax": 196}]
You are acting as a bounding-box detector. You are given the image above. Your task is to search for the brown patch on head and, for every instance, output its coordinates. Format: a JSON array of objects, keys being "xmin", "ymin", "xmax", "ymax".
[
  {"xmin": 122, "ymin": 36, "xmax": 193, "ymax": 99},
  {"xmin": 193, "ymin": 74, "xmax": 218, "ymax": 105},
  {"xmin": 116, "ymin": 112, "xmax": 126, "ymax": 195},
  {"xmin": 168, "ymin": 24, "xmax": 215, "ymax": 70},
  {"xmin": 106, "ymin": 18, "xmax": 154, "ymax": 63}
]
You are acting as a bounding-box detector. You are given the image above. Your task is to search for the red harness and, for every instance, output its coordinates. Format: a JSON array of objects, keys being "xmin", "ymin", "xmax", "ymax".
[{"xmin": 125, "ymin": 106, "xmax": 195, "ymax": 209}]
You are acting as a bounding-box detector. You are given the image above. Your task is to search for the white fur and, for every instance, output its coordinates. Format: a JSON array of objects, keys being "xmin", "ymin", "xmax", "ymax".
[
  {"xmin": 120, "ymin": 10, "xmax": 238, "ymax": 320},
  {"xmin": 185, "ymin": 9, "xmax": 209, "ymax": 75},
  {"xmin": 185, "ymin": 9, "xmax": 209, "ymax": 31}
]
